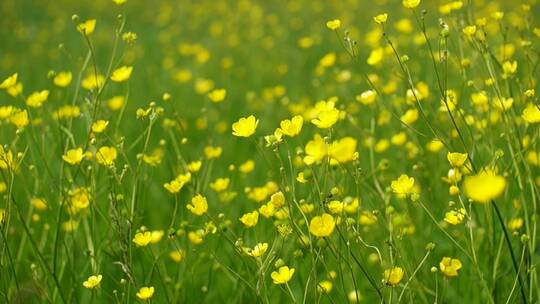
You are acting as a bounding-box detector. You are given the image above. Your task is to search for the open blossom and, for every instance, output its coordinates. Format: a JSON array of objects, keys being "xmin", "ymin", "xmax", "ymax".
[
  {"xmin": 309, "ymin": 213, "xmax": 336, "ymax": 237},
  {"xmin": 232, "ymin": 115, "xmax": 258, "ymax": 137},
  {"xmin": 463, "ymin": 169, "xmax": 506, "ymax": 203},
  {"xmin": 383, "ymin": 267, "xmax": 404, "ymax": 285},
  {"xmin": 83, "ymin": 275, "xmax": 102, "ymax": 289},
  {"xmin": 186, "ymin": 194, "xmax": 208, "ymax": 216},
  {"xmin": 271, "ymin": 266, "xmax": 295, "ymax": 284}
]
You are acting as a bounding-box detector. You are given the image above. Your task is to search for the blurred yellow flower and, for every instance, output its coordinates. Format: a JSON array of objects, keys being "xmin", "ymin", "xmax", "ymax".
[
  {"xmin": 246, "ymin": 242, "xmax": 268, "ymax": 257},
  {"xmin": 83, "ymin": 275, "xmax": 102, "ymax": 289},
  {"xmin": 312, "ymin": 108, "xmax": 339, "ymax": 129},
  {"xmin": 133, "ymin": 231, "xmax": 152, "ymax": 247},
  {"xmin": 278, "ymin": 115, "xmax": 303, "ymax": 137},
  {"xmin": 164, "ymin": 172, "xmax": 191, "ymax": 194},
  {"xmin": 187, "ymin": 194, "xmax": 208, "ymax": 216},
  {"xmin": 96, "ymin": 146, "xmax": 117, "ymax": 166},
  {"xmin": 326, "ymin": 19, "xmax": 341, "ymax": 30},
  {"xmin": 208, "ymin": 88, "xmax": 226, "ymax": 103},
  {"xmin": 239, "ymin": 210, "xmax": 259, "ymax": 227},
  {"xmin": 439, "ymin": 257, "xmax": 462, "ymax": 277},
  {"xmin": 62, "ymin": 148, "xmax": 85, "ymax": 165},
  {"xmin": 522, "ymin": 104, "xmax": 540, "ymax": 123},
  {"xmin": 0, "ymin": 73, "xmax": 17, "ymax": 89},
  {"xmin": 444, "ymin": 208, "xmax": 466, "ymax": 225},
  {"xmin": 383, "ymin": 267, "xmax": 404, "ymax": 285},
  {"xmin": 463, "ymin": 170, "xmax": 506, "ymax": 203},
  {"xmin": 374, "ymin": 14, "xmax": 388, "ymax": 24},
  {"xmin": 402, "ymin": 0, "xmax": 420, "ymax": 9},
  {"xmin": 110, "ymin": 66, "xmax": 133, "ymax": 82},
  {"xmin": 391, "ymin": 174, "xmax": 415, "ymax": 196},
  {"xmin": 91, "ymin": 120, "xmax": 109, "ymax": 133},
  {"xmin": 54, "ymin": 72, "xmax": 72, "ymax": 87},
  {"xmin": 26, "ymin": 90, "xmax": 49, "ymax": 107},
  {"xmin": 447, "ymin": 152, "xmax": 468, "ymax": 167},
  {"xmin": 78, "ymin": 19, "xmax": 96, "ymax": 35}
]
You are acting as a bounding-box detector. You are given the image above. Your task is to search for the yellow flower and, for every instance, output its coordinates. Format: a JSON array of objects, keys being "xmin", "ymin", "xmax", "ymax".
[
  {"xmin": 108, "ymin": 96, "xmax": 125, "ymax": 111},
  {"xmin": 136, "ymin": 286, "xmax": 155, "ymax": 300},
  {"xmin": 318, "ymin": 280, "xmax": 333, "ymax": 294},
  {"xmin": 463, "ymin": 170, "xmax": 506, "ymax": 203},
  {"xmin": 522, "ymin": 104, "xmax": 540, "ymax": 123},
  {"xmin": 0, "ymin": 73, "xmax": 17, "ymax": 89},
  {"xmin": 78, "ymin": 19, "xmax": 96, "ymax": 35},
  {"xmin": 356, "ymin": 90, "xmax": 377, "ymax": 105},
  {"xmin": 277, "ymin": 115, "xmax": 303, "ymax": 137},
  {"xmin": 271, "ymin": 266, "xmax": 295, "ymax": 284},
  {"xmin": 62, "ymin": 148, "xmax": 85, "ymax": 165},
  {"xmin": 9, "ymin": 109, "xmax": 29, "ymax": 129},
  {"xmin": 326, "ymin": 19, "xmax": 341, "ymax": 30},
  {"xmin": 204, "ymin": 146, "xmax": 223, "ymax": 159},
  {"xmin": 26, "ymin": 90, "xmax": 49, "ymax": 107},
  {"xmin": 186, "ymin": 194, "xmax": 208, "ymax": 216},
  {"xmin": 91, "ymin": 120, "xmax": 109, "ymax": 133},
  {"xmin": 54, "ymin": 72, "xmax": 72, "ymax": 87},
  {"xmin": 329, "ymin": 137, "xmax": 357, "ymax": 164},
  {"xmin": 312, "ymin": 108, "xmax": 339, "ymax": 129},
  {"xmin": 208, "ymin": 88, "xmax": 226, "ymax": 103},
  {"xmin": 303, "ymin": 134, "xmax": 328, "ymax": 165},
  {"xmin": 82, "ymin": 74, "xmax": 104, "ymax": 90},
  {"xmin": 444, "ymin": 208, "xmax": 466, "ymax": 225},
  {"xmin": 309, "ymin": 213, "xmax": 336, "ymax": 237},
  {"xmin": 187, "ymin": 160, "xmax": 202, "ymax": 173},
  {"xmin": 246, "ymin": 242, "xmax": 268, "ymax": 257},
  {"xmin": 391, "ymin": 174, "xmax": 415, "ymax": 196},
  {"xmin": 462, "ymin": 25, "xmax": 476, "ymax": 37},
  {"xmin": 83, "ymin": 275, "xmax": 102, "ymax": 289},
  {"xmin": 31, "ymin": 197, "xmax": 48, "ymax": 211},
  {"xmin": 113, "ymin": 0, "xmax": 128, "ymax": 4},
  {"xmin": 374, "ymin": 14, "xmax": 388, "ymax": 24},
  {"xmin": 232, "ymin": 115, "xmax": 258, "ymax": 137},
  {"xmin": 95, "ymin": 146, "xmax": 117, "ymax": 166},
  {"xmin": 210, "ymin": 178, "xmax": 230, "ymax": 192},
  {"xmin": 383, "ymin": 267, "xmax": 404, "ymax": 285},
  {"xmin": 402, "ymin": 0, "xmax": 420, "ymax": 9},
  {"xmin": 239, "ymin": 210, "xmax": 259, "ymax": 227},
  {"xmin": 110, "ymin": 66, "xmax": 133, "ymax": 82},
  {"xmin": 447, "ymin": 152, "xmax": 468, "ymax": 167},
  {"xmin": 133, "ymin": 231, "xmax": 152, "ymax": 247},
  {"xmin": 0, "ymin": 147, "xmax": 15, "ymax": 170},
  {"xmin": 169, "ymin": 249, "xmax": 186, "ymax": 263},
  {"xmin": 239, "ymin": 160, "xmax": 255, "ymax": 173},
  {"xmin": 164, "ymin": 172, "xmax": 191, "ymax": 194},
  {"xmin": 439, "ymin": 257, "xmax": 462, "ymax": 277},
  {"xmin": 502, "ymin": 60, "xmax": 517, "ymax": 77},
  {"xmin": 70, "ymin": 187, "xmax": 91, "ymax": 210}
]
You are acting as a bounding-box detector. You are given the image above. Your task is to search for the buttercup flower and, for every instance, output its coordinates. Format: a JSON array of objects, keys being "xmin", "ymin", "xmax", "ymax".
[
  {"xmin": 83, "ymin": 275, "xmax": 102, "ymax": 289},
  {"xmin": 232, "ymin": 115, "xmax": 258, "ymax": 137},
  {"xmin": 271, "ymin": 266, "xmax": 295, "ymax": 284},
  {"xmin": 309, "ymin": 213, "xmax": 336, "ymax": 237}
]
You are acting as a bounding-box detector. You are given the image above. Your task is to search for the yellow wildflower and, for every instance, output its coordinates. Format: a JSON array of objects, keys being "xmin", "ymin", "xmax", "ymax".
[
  {"xmin": 271, "ymin": 266, "xmax": 295, "ymax": 284},
  {"xmin": 136, "ymin": 286, "xmax": 155, "ymax": 300},
  {"xmin": 110, "ymin": 66, "xmax": 133, "ymax": 82},
  {"xmin": 62, "ymin": 148, "xmax": 85, "ymax": 165},
  {"xmin": 186, "ymin": 194, "xmax": 208, "ymax": 216},
  {"xmin": 309, "ymin": 213, "xmax": 336, "ymax": 237},
  {"xmin": 384, "ymin": 267, "xmax": 404, "ymax": 285},
  {"xmin": 232, "ymin": 115, "xmax": 258, "ymax": 137},
  {"xmin": 439, "ymin": 257, "xmax": 462, "ymax": 277},
  {"xmin": 463, "ymin": 169, "xmax": 506, "ymax": 203},
  {"xmin": 82, "ymin": 275, "xmax": 102, "ymax": 289},
  {"xmin": 95, "ymin": 146, "xmax": 117, "ymax": 166}
]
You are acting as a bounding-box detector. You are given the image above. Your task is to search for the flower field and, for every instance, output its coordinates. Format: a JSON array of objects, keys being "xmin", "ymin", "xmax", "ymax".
[{"xmin": 1, "ymin": 0, "xmax": 540, "ymax": 303}]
